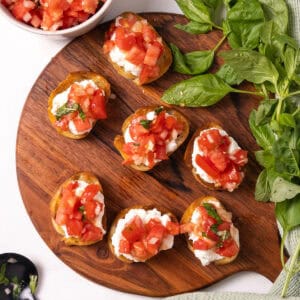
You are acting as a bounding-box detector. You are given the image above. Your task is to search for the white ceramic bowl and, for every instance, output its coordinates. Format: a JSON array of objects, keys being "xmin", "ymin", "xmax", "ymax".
[{"xmin": 0, "ymin": 0, "xmax": 113, "ymax": 38}]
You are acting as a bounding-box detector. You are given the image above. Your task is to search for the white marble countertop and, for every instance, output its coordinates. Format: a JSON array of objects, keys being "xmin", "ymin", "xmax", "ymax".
[{"xmin": 0, "ymin": 0, "xmax": 272, "ymax": 299}]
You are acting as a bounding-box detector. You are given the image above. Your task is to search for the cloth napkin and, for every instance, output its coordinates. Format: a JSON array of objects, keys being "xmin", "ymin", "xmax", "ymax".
[{"xmin": 166, "ymin": 1, "xmax": 300, "ymax": 299}]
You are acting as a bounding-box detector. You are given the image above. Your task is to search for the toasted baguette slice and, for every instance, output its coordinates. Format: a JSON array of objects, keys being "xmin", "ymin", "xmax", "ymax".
[
  {"xmin": 103, "ymin": 12, "xmax": 172, "ymax": 85},
  {"xmin": 50, "ymin": 172, "xmax": 106, "ymax": 246},
  {"xmin": 48, "ymin": 71, "xmax": 111, "ymax": 139},
  {"xmin": 108, "ymin": 205, "xmax": 178, "ymax": 263},
  {"xmin": 181, "ymin": 196, "xmax": 239, "ymax": 266},
  {"xmin": 184, "ymin": 123, "xmax": 247, "ymax": 191},
  {"xmin": 114, "ymin": 106, "xmax": 190, "ymax": 171}
]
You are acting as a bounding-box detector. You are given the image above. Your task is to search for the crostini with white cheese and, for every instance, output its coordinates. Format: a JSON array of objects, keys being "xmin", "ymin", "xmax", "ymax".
[
  {"xmin": 50, "ymin": 172, "xmax": 106, "ymax": 246},
  {"xmin": 114, "ymin": 106, "xmax": 189, "ymax": 171},
  {"xmin": 184, "ymin": 123, "xmax": 248, "ymax": 192},
  {"xmin": 181, "ymin": 196, "xmax": 240, "ymax": 266}
]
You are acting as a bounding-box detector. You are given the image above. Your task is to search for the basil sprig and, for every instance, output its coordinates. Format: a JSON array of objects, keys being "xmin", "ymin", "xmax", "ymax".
[
  {"xmin": 55, "ymin": 103, "xmax": 86, "ymax": 121},
  {"xmin": 140, "ymin": 119, "xmax": 152, "ymax": 129},
  {"xmin": 203, "ymin": 203, "xmax": 222, "ymax": 224}
]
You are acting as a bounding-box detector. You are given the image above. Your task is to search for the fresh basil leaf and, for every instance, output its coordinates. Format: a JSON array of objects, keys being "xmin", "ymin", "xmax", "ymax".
[
  {"xmin": 154, "ymin": 107, "xmax": 163, "ymax": 115},
  {"xmin": 249, "ymin": 110, "xmax": 276, "ymax": 149},
  {"xmin": 175, "ymin": 22, "xmax": 212, "ymax": 34},
  {"xmin": 210, "ymin": 224, "xmax": 219, "ymax": 234},
  {"xmin": 275, "ymin": 194, "xmax": 300, "ymax": 231},
  {"xmin": 29, "ymin": 275, "xmax": 38, "ymax": 295},
  {"xmin": 162, "ymin": 74, "xmax": 234, "ymax": 107},
  {"xmin": 279, "ymin": 113, "xmax": 296, "ymax": 128},
  {"xmin": 258, "ymin": 0, "xmax": 288, "ymax": 34},
  {"xmin": 140, "ymin": 119, "xmax": 151, "ymax": 129},
  {"xmin": 271, "ymin": 177, "xmax": 300, "ymax": 202},
  {"xmin": 255, "ymin": 99, "xmax": 277, "ymax": 125},
  {"xmin": 175, "ymin": 0, "xmax": 212, "ymax": 25},
  {"xmin": 216, "ymin": 64, "xmax": 244, "ymax": 85},
  {"xmin": 272, "ymin": 135, "xmax": 300, "ymax": 177},
  {"xmin": 220, "ymin": 49, "xmax": 279, "ymax": 85},
  {"xmin": 255, "ymin": 150, "xmax": 274, "ymax": 168},
  {"xmin": 255, "ymin": 169, "xmax": 271, "ymax": 202},
  {"xmin": 203, "ymin": 0, "xmax": 221, "ymax": 9},
  {"xmin": 223, "ymin": 0, "xmax": 265, "ymax": 50},
  {"xmin": 170, "ymin": 43, "xmax": 214, "ymax": 75},
  {"xmin": 283, "ymin": 47, "xmax": 298, "ymax": 80},
  {"xmin": 55, "ymin": 103, "xmax": 86, "ymax": 121},
  {"xmin": 203, "ymin": 203, "xmax": 222, "ymax": 223}
]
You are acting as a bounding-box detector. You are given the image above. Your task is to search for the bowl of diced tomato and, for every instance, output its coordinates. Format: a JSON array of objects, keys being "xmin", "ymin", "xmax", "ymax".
[{"xmin": 0, "ymin": 0, "xmax": 113, "ymax": 38}]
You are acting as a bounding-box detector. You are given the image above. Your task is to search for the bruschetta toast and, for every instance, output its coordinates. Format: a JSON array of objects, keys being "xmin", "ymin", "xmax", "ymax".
[
  {"xmin": 184, "ymin": 123, "xmax": 248, "ymax": 192},
  {"xmin": 108, "ymin": 205, "xmax": 179, "ymax": 263},
  {"xmin": 181, "ymin": 196, "xmax": 240, "ymax": 266},
  {"xmin": 103, "ymin": 12, "xmax": 172, "ymax": 85},
  {"xmin": 50, "ymin": 172, "xmax": 106, "ymax": 246},
  {"xmin": 114, "ymin": 106, "xmax": 189, "ymax": 171},
  {"xmin": 48, "ymin": 71, "xmax": 110, "ymax": 139}
]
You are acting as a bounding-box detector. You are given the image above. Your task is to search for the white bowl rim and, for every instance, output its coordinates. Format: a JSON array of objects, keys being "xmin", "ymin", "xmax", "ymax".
[{"xmin": 0, "ymin": 0, "xmax": 112, "ymax": 36}]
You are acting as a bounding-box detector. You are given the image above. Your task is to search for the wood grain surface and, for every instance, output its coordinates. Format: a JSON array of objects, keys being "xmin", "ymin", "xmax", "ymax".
[{"xmin": 16, "ymin": 13, "xmax": 282, "ymax": 297}]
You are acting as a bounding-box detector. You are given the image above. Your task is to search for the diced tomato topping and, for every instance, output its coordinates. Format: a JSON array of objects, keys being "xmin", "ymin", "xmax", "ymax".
[
  {"xmin": 72, "ymin": 118, "xmax": 91, "ymax": 132},
  {"xmin": 231, "ymin": 149, "xmax": 248, "ymax": 167},
  {"xmin": 196, "ymin": 154, "xmax": 220, "ymax": 178},
  {"xmin": 84, "ymin": 200, "xmax": 98, "ymax": 220},
  {"xmin": 143, "ymin": 44, "xmax": 162, "ymax": 66},
  {"xmin": 166, "ymin": 221, "xmax": 180, "ymax": 235},
  {"xmin": 139, "ymin": 65, "xmax": 160, "ymax": 84},
  {"xmin": 131, "ymin": 241, "xmax": 148, "ymax": 260},
  {"xmin": 217, "ymin": 221, "xmax": 231, "ymax": 231},
  {"xmin": 90, "ymin": 90, "xmax": 107, "ymax": 119},
  {"xmin": 126, "ymin": 46, "xmax": 146, "ymax": 65},
  {"xmin": 180, "ymin": 223, "xmax": 195, "ymax": 234},
  {"xmin": 103, "ymin": 40, "xmax": 115, "ymax": 54},
  {"xmin": 208, "ymin": 150, "xmax": 230, "ymax": 172},
  {"xmin": 55, "ymin": 211, "xmax": 68, "ymax": 226},
  {"xmin": 119, "ymin": 239, "xmax": 131, "ymax": 254},
  {"xmin": 202, "ymin": 216, "xmax": 217, "ymax": 232},
  {"xmin": 81, "ymin": 223, "xmax": 103, "ymax": 242},
  {"xmin": 193, "ymin": 239, "xmax": 210, "ymax": 250},
  {"xmin": 122, "ymin": 109, "xmax": 184, "ymax": 167},
  {"xmin": 207, "ymin": 229, "xmax": 220, "ymax": 242},
  {"xmin": 82, "ymin": 0, "xmax": 98, "ymax": 14},
  {"xmin": 195, "ymin": 128, "xmax": 248, "ymax": 191},
  {"xmin": 216, "ymin": 238, "xmax": 239, "ymax": 257},
  {"xmin": 142, "ymin": 25, "xmax": 157, "ymax": 43},
  {"xmin": 122, "ymin": 216, "xmax": 146, "ymax": 243},
  {"xmin": 115, "ymin": 33, "xmax": 136, "ymax": 51},
  {"xmin": 81, "ymin": 184, "xmax": 100, "ymax": 202},
  {"xmin": 66, "ymin": 219, "xmax": 83, "ymax": 236}
]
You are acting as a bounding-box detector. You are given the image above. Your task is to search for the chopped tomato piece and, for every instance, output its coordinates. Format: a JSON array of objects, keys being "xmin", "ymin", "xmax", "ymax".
[
  {"xmin": 208, "ymin": 150, "xmax": 230, "ymax": 172},
  {"xmin": 66, "ymin": 219, "xmax": 83, "ymax": 236},
  {"xmin": 193, "ymin": 239, "xmax": 210, "ymax": 250},
  {"xmin": 202, "ymin": 216, "xmax": 217, "ymax": 232},
  {"xmin": 131, "ymin": 241, "xmax": 148, "ymax": 260},
  {"xmin": 180, "ymin": 223, "xmax": 194, "ymax": 234},
  {"xmin": 198, "ymin": 129, "xmax": 223, "ymax": 154},
  {"xmin": 103, "ymin": 40, "xmax": 115, "ymax": 54},
  {"xmin": 195, "ymin": 154, "xmax": 220, "ymax": 179},
  {"xmin": 84, "ymin": 200, "xmax": 98, "ymax": 220},
  {"xmin": 231, "ymin": 149, "xmax": 248, "ymax": 167},
  {"xmin": 119, "ymin": 14, "xmax": 138, "ymax": 29},
  {"xmin": 139, "ymin": 65, "xmax": 160, "ymax": 84},
  {"xmin": 165, "ymin": 116, "xmax": 177, "ymax": 130},
  {"xmin": 119, "ymin": 239, "xmax": 131, "ymax": 254},
  {"xmin": 90, "ymin": 89, "xmax": 107, "ymax": 119},
  {"xmin": 81, "ymin": 184, "xmax": 100, "ymax": 202},
  {"xmin": 166, "ymin": 221, "xmax": 180, "ymax": 235},
  {"xmin": 115, "ymin": 34, "xmax": 136, "ymax": 51},
  {"xmin": 125, "ymin": 45, "xmax": 146, "ymax": 65},
  {"xmin": 220, "ymin": 163, "xmax": 242, "ymax": 186},
  {"xmin": 72, "ymin": 118, "xmax": 91, "ymax": 132},
  {"xmin": 142, "ymin": 25, "xmax": 157, "ymax": 42},
  {"xmin": 55, "ymin": 211, "xmax": 68, "ymax": 226},
  {"xmin": 143, "ymin": 43, "xmax": 162, "ymax": 66},
  {"xmin": 81, "ymin": 223, "xmax": 103, "ymax": 242},
  {"xmin": 122, "ymin": 216, "xmax": 146, "ymax": 243},
  {"xmin": 82, "ymin": 0, "xmax": 98, "ymax": 14},
  {"xmin": 207, "ymin": 229, "xmax": 220, "ymax": 242},
  {"xmin": 216, "ymin": 238, "xmax": 239, "ymax": 257},
  {"xmin": 155, "ymin": 144, "xmax": 168, "ymax": 160},
  {"xmin": 217, "ymin": 221, "xmax": 231, "ymax": 231},
  {"xmin": 146, "ymin": 224, "xmax": 166, "ymax": 246}
]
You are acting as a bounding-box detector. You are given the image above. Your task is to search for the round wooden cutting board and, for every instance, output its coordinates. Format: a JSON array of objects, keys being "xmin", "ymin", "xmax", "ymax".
[{"xmin": 16, "ymin": 13, "xmax": 282, "ymax": 297}]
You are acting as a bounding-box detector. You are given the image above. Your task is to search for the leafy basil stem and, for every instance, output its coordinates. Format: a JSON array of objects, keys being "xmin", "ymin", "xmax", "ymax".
[{"xmin": 55, "ymin": 103, "xmax": 86, "ymax": 121}]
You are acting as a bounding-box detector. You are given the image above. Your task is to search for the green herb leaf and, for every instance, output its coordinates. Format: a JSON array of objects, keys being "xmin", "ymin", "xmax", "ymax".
[
  {"xmin": 279, "ymin": 113, "xmax": 296, "ymax": 128},
  {"xmin": 55, "ymin": 103, "xmax": 86, "ymax": 121},
  {"xmin": 220, "ymin": 49, "xmax": 279, "ymax": 85},
  {"xmin": 223, "ymin": 0, "xmax": 265, "ymax": 50},
  {"xmin": 249, "ymin": 110, "xmax": 276, "ymax": 149},
  {"xmin": 0, "ymin": 264, "xmax": 9, "ymax": 285},
  {"xmin": 154, "ymin": 107, "xmax": 164, "ymax": 115},
  {"xmin": 271, "ymin": 177, "xmax": 300, "ymax": 202},
  {"xmin": 210, "ymin": 224, "xmax": 219, "ymax": 234},
  {"xmin": 203, "ymin": 203, "xmax": 222, "ymax": 223},
  {"xmin": 162, "ymin": 74, "xmax": 234, "ymax": 107},
  {"xmin": 175, "ymin": 0, "xmax": 213, "ymax": 25},
  {"xmin": 255, "ymin": 169, "xmax": 271, "ymax": 202},
  {"xmin": 175, "ymin": 22, "xmax": 212, "ymax": 34},
  {"xmin": 275, "ymin": 194, "xmax": 300, "ymax": 231},
  {"xmin": 170, "ymin": 43, "xmax": 214, "ymax": 75},
  {"xmin": 254, "ymin": 99, "xmax": 277, "ymax": 125},
  {"xmin": 140, "ymin": 119, "xmax": 151, "ymax": 129},
  {"xmin": 78, "ymin": 205, "xmax": 85, "ymax": 214},
  {"xmin": 29, "ymin": 275, "xmax": 38, "ymax": 294},
  {"xmin": 258, "ymin": 0, "xmax": 288, "ymax": 34},
  {"xmin": 255, "ymin": 150, "xmax": 274, "ymax": 168},
  {"xmin": 216, "ymin": 64, "xmax": 244, "ymax": 85}
]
